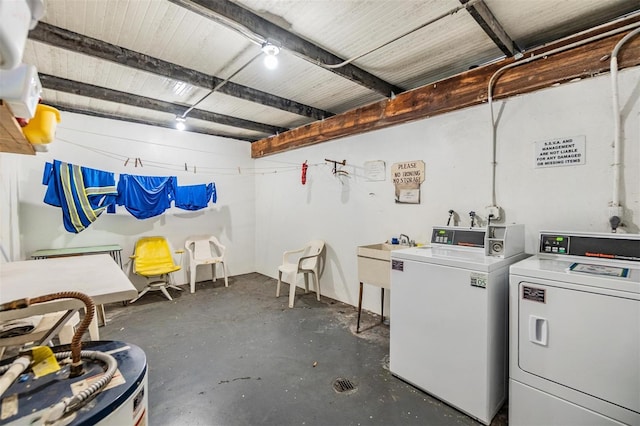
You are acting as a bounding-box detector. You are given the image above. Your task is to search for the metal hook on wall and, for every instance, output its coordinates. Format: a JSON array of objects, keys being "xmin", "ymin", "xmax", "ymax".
[{"xmin": 325, "ymin": 158, "xmax": 347, "ymax": 175}]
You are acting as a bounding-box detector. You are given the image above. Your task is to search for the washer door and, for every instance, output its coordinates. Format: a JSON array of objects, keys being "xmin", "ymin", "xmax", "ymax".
[{"xmin": 517, "ymin": 281, "xmax": 640, "ymax": 413}]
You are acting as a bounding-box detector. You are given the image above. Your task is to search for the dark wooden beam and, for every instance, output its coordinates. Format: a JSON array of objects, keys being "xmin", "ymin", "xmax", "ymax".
[
  {"xmin": 460, "ymin": 0, "xmax": 518, "ymax": 57},
  {"xmin": 39, "ymin": 74, "xmax": 287, "ymax": 135},
  {"xmin": 48, "ymin": 102, "xmax": 257, "ymax": 142},
  {"xmin": 29, "ymin": 23, "xmax": 331, "ymax": 120},
  {"xmin": 252, "ymin": 16, "xmax": 640, "ymax": 158},
  {"xmin": 169, "ymin": 0, "xmax": 403, "ymax": 97}
]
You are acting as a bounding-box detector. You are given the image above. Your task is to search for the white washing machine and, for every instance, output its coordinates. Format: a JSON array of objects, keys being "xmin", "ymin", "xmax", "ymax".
[
  {"xmin": 390, "ymin": 224, "xmax": 526, "ymax": 425},
  {"xmin": 509, "ymin": 231, "xmax": 640, "ymax": 426}
]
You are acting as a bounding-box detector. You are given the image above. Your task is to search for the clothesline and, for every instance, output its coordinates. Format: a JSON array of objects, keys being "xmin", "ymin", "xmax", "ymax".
[{"xmin": 57, "ymin": 138, "xmax": 323, "ymax": 175}]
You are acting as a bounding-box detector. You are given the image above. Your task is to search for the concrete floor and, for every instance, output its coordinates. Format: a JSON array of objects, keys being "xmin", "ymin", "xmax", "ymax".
[{"xmin": 100, "ymin": 273, "xmax": 508, "ymax": 426}]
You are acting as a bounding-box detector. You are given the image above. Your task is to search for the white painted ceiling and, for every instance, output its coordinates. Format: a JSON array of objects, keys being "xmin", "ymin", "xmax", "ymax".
[{"xmin": 21, "ymin": 0, "xmax": 640, "ymax": 142}]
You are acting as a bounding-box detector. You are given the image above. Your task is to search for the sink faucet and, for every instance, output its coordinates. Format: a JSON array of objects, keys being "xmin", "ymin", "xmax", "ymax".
[{"xmin": 399, "ymin": 234, "xmax": 411, "ymax": 246}]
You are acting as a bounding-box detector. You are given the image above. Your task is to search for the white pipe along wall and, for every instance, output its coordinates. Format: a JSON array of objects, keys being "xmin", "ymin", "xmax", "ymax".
[
  {"xmin": 611, "ymin": 27, "xmax": 640, "ymax": 227},
  {"xmin": 487, "ymin": 19, "xmax": 640, "ymax": 223},
  {"xmin": 254, "ymin": 66, "xmax": 640, "ymax": 316}
]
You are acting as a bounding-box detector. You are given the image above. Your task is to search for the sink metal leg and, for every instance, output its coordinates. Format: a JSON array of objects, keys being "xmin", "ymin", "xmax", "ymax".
[
  {"xmin": 381, "ymin": 288, "xmax": 385, "ymax": 324},
  {"xmin": 356, "ymin": 282, "xmax": 363, "ymax": 333}
]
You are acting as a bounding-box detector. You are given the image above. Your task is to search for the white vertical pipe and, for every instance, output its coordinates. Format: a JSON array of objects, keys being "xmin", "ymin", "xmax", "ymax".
[
  {"xmin": 487, "ymin": 20, "xmax": 640, "ymax": 210},
  {"xmin": 610, "ymin": 27, "xmax": 640, "ymax": 207}
]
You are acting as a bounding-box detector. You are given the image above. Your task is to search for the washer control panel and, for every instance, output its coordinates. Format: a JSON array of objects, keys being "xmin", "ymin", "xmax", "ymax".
[
  {"xmin": 430, "ymin": 224, "xmax": 525, "ymax": 258},
  {"xmin": 540, "ymin": 234, "xmax": 569, "ymax": 254},
  {"xmin": 431, "ymin": 227, "xmax": 485, "ymax": 248}
]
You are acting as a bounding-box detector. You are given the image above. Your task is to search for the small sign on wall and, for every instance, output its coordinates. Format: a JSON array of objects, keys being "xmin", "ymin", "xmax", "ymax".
[
  {"xmin": 364, "ymin": 160, "xmax": 386, "ymax": 181},
  {"xmin": 391, "ymin": 160, "xmax": 425, "ymax": 204},
  {"xmin": 534, "ymin": 135, "xmax": 585, "ymax": 168}
]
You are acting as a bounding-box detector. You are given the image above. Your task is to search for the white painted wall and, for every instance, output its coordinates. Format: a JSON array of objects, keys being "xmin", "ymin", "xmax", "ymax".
[
  {"xmin": 254, "ymin": 67, "xmax": 640, "ymax": 314},
  {"xmin": 16, "ymin": 113, "xmax": 255, "ymax": 290},
  {"xmin": 0, "ymin": 155, "xmax": 21, "ymax": 262},
  {"xmin": 4, "ymin": 67, "xmax": 638, "ymax": 311}
]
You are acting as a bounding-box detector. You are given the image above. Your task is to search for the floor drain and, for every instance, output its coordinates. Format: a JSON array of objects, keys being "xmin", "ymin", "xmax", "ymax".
[{"xmin": 333, "ymin": 378, "xmax": 356, "ymax": 393}]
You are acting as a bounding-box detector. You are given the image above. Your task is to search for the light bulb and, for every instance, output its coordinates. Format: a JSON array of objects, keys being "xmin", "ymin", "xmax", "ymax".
[
  {"xmin": 263, "ymin": 54, "xmax": 278, "ymax": 70},
  {"xmin": 261, "ymin": 42, "xmax": 280, "ymax": 70},
  {"xmin": 175, "ymin": 116, "xmax": 186, "ymax": 131}
]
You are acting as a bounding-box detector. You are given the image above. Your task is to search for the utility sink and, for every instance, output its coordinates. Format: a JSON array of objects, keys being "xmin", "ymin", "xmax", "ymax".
[
  {"xmin": 357, "ymin": 243, "xmax": 405, "ymax": 288},
  {"xmin": 357, "ymin": 243, "xmax": 403, "ymax": 260}
]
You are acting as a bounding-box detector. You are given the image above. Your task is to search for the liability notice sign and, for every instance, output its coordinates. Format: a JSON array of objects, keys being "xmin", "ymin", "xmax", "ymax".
[{"xmin": 534, "ymin": 135, "xmax": 585, "ymax": 168}]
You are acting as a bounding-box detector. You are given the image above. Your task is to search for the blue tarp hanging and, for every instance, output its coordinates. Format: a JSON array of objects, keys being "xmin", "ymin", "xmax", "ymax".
[
  {"xmin": 174, "ymin": 183, "xmax": 216, "ymax": 211},
  {"xmin": 109, "ymin": 174, "xmax": 177, "ymax": 219},
  {"xmin": 42, "ymin": 160, "xmax": 117, "ymax": 233}
]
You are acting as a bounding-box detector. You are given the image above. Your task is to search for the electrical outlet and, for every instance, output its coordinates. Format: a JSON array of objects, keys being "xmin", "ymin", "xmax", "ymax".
[{"xmin": 485, "ymin": 205, "xmax": 501, "ymax": 221}]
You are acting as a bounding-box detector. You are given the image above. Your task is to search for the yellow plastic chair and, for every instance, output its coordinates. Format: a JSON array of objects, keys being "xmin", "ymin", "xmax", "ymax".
[
  {"xmin": 276, "ymin": 240, "xmax": 325, "ymax": 308},
  {"xmin": 184, "ymin": 235, "xmax": 228, "ymax": 294},
  {"xmin": 129, "ymin": 236, "xmax": 183, "ymax": 302}
]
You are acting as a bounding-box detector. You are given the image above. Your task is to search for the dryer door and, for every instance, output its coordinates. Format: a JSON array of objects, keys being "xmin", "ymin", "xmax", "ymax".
[{"xmin": 516, "ymin": 281, "xmax": 640, "ymax": 414}]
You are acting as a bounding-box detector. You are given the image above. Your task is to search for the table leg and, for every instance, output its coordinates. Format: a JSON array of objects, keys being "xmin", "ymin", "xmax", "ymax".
[
  {"xmin": 96, "ymin": 304, "xmax": 106, "ymax": 327},
  {"xmin": 381, "ymin": 288, "xmax": 385, "ymax": 324},
  {"xmin": 356, "ymin": 282, "xmax": 363, "ymax": 333},
  {"xmin": 84, "ymin": 308, "xmax": 100, "ymax": 340}
]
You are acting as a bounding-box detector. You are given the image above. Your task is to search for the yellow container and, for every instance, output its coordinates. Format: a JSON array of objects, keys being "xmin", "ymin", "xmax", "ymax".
[{"xmin": 22, "ymin": 104, "xmax": 60, "ymax": 144}]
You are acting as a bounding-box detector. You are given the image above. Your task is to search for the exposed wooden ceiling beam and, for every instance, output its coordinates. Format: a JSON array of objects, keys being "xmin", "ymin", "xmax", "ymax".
[
  {"xmin": 48, "ymin": 102, "xmax": 257, "ymax": 142},
  {"xmin": 169, "ymin": 0, "xmax": 403, "ymax": 97},
  {"xmin": 29, "ymin": 23, "xmax": 331, "ymax": 121},
  {"xmin": 39, "ymin": 74, "xmax": 287, "ymax": 135},
  {"xmin": 252, "ymin": 16, "xmax": 640, "ymax": 158},
  {"xmin": 460, "ymin": 0, "xmax": 518, "ymax": 57}
]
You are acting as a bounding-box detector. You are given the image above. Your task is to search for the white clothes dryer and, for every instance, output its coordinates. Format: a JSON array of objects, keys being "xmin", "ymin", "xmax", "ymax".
[{"xmin": 509, "ymin": 231, "xmax": 640, "ymax": 426}]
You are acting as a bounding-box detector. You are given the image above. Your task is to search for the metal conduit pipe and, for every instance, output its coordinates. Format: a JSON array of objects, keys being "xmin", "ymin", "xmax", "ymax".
[
  {"xmin": 41, "ymin": 350, "xmax": 118, "ymax": 423},
  {"xmin": 610, "ymin": 27, "xmax": 640, "ymax": 210},
  {"xmin": 180, "ymin": 50, "xmax": 262, "ymax": 119},
  {"xmin": 486, "ymin": 18, "xmax": 640, "ymax": 213},
  {"xmin": 0, "ymin": 350, "xmax": 118, "ymax": 421},
  {"xmin": 318, "ymin": 0, "xmax": 483, "ymax": 70}
]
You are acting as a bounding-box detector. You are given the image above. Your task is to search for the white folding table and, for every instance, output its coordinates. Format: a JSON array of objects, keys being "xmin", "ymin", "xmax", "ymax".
[{"xmin": 0, "ymin": 255, "xmax": 137, "ymax": 342}]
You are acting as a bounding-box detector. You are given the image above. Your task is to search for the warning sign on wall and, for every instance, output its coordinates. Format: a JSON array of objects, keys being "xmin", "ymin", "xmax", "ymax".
[
  {"xmin": 534, "ymin": 135, "xmax": 586, "ymax": 168},
  {"xmin": 391, "ymin": 160, "xmax": 425, "ymax": 204}
]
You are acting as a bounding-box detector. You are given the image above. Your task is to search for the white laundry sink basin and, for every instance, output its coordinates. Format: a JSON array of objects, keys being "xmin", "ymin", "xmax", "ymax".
[
  {"xmin": 357, "ymin": 243, "xmax": 406, "ymax": 288},
  {"xmin": 357, "ymin": 243, "xmax": 403, "ymax": 261}
]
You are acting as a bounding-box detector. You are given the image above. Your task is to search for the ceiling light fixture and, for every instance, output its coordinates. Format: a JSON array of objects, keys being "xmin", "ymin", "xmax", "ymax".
[
  {"xmin": 175, "ymin": 116, "xmax": 186, "ymax": 131},
  {"xmin": 262, "ymin": 42, "xmax": 280, "ymax": 70}
]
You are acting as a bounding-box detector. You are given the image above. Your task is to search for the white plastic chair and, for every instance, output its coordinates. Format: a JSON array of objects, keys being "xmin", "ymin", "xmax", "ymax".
[
  {"xmin": 276, "ymin": 240, "xmax": 325, "ymax": 308},
  {"xmin": 184, "ymin": 235, "xmax": 228, "ymax": 293}
]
